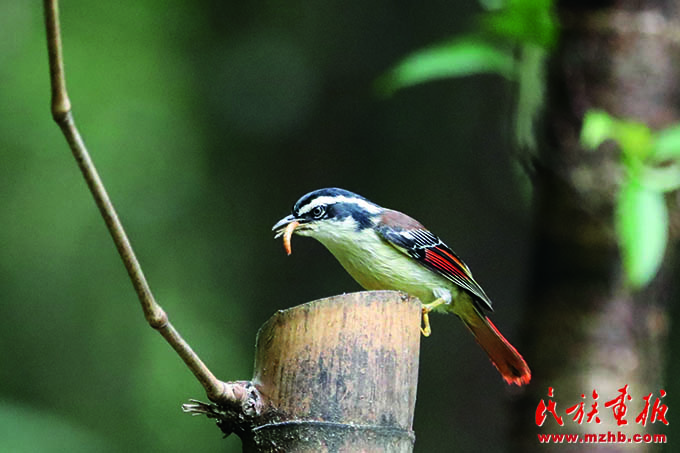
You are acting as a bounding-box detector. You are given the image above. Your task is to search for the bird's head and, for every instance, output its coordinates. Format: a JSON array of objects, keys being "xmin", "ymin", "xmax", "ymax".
[{"xmin": 272, "ymin": 188, "xmax": 383, "ymax": 253}]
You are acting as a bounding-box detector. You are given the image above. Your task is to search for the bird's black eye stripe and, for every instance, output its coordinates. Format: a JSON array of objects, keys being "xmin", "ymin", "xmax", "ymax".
[{"xmin": 311, "ymin": 205, "xmax": 326, "ymax": 219}]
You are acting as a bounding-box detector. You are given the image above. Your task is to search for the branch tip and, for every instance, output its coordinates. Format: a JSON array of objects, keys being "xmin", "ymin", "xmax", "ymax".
[{"xmin": 207, "ymin": 380, "xmax": 265, "ymax": 417}]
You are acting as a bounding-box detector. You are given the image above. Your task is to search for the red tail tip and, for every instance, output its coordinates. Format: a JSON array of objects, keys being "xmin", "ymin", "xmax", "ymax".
[{"xmin": 502, "ymin": 369, "xmax": 532, "ymax": 386}]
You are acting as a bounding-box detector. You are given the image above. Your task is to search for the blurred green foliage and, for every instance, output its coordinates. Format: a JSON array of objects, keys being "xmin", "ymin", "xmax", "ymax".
[
  {"xmin": 481, "ymin": 0, "xmax": 557, "ymax": 49},
  {"xmin": 581, "ymin": 110, "xmax": 680, "ymax": 288},
  {"xmin": 380, "ymin": 0, "xmax": 557, "ymax": 151},
  {"xmin": 377, "ymin": 37, "xmax": 516, "ymax": 95}
]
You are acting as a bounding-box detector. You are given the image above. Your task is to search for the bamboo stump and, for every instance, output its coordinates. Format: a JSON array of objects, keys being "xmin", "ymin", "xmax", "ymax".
[{"xmin": 185, "ymin": 290, "xmax": 422, "ymax": 452}]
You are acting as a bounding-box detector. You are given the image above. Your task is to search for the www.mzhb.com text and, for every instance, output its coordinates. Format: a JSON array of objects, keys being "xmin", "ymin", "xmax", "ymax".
[{"xmin": 538, "ymin": 431, "xmax": 667, "ymax": 444}]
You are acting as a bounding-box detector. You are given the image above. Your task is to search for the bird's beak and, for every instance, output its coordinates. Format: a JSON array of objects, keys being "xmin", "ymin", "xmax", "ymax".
[
  {"xmin": 272, "ymin": 214, "xmax": 298, "ymax": 234},
  {"xmin": 272, "ymin": 214, "xmax": 301, "ymax": 256}
]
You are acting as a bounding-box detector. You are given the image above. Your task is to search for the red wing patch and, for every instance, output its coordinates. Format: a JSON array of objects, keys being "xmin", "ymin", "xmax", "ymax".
[
  {"xmin": 422, "ymin": 246, "xmax": 492, "ymax": 311},
  {"xmin": 376, "ymin": 223, "xmax": 493, "ymax": 311},
  {"xmin": 424, "ymin": 248, "xmax": 469, "ymax": 280}
]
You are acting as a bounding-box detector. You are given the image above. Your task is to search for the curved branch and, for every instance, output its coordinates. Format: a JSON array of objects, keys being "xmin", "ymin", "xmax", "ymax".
[{"xmin": 42, "ymin": 0, "xmax": 233, "ymax": 404}]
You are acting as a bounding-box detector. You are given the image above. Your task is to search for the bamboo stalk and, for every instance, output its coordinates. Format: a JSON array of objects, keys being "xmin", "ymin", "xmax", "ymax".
[{"xmin": 186, "ymin": 291, "xmax": 422, "ymax": 452}]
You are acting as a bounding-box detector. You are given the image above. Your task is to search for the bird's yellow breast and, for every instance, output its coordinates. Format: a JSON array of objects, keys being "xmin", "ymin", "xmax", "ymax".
[{"xmin": 314, "ymin": 224, "xmax": 458, "ymax": 306}]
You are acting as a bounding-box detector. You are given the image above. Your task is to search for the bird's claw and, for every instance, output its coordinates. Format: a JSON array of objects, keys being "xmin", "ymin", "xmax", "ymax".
[
  {"xmin": 420, "ymin": 308, "xmax": 432, "ymax": 337},
  {"xmin": 420, "ymin": 297, "xmax": 448, "ymax": 337}
]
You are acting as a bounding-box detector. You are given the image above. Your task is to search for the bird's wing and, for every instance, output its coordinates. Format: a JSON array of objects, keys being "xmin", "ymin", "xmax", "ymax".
[{"xmin": 376, "ymin": 219, "xmax": 493, "ymax": 312}]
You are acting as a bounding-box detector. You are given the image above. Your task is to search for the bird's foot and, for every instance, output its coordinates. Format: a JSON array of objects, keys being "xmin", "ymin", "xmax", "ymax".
[{"xmin": 420, "ymin": 298, "xmax": 447, "ymax": 337}]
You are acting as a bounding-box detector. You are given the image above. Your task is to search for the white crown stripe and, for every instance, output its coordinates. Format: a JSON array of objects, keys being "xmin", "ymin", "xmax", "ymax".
[{"xmin": 298, "ymin": 195, "xmax": 382, "ymax": 215}]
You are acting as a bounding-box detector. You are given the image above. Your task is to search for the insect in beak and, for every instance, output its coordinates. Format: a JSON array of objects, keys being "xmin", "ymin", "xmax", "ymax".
[
  {"xmin": 282, "ymin": 220, "xmax": 299, "ymax": 255},
  {"xmin": 273, "ymin": 215, "xmax": 301, "ymax": 255}
]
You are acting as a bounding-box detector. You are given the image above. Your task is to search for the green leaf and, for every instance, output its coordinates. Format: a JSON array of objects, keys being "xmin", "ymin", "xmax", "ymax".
[
  {"xmin": 514, "ymin": 44, "xmax": 547, "ymax": 150},
  {"xmin": 653, "ymin": 124, "xmax": 680, "ymax": 161},
  {"xmin": 617, "ymin": 120, "xmax": 653, "ymax": 160},
  {"xmin": 377, "ymin": 37, "xmax": 515, "ymax": 96},
  {"xmin": 580, "ymin": 110, "xmax": 616, "ymax": 149},
  {"xmin": 640, "ymin": 163, "xmax": 680, "ymax": 192},
  {"xmin": 482, "ymin": 0, "xmax": 558, "ymax": 49},
  {"xmin": 581, "ymin": 110, "xmax": 653, "ymax": 160},
  {"xmin": 616, "ymin": 180, "xmax": 668, "ymax": 288}
]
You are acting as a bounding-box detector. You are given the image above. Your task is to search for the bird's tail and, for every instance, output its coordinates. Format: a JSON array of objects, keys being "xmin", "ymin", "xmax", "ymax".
[{"xmin": 461, "ymin": 311, "xmax": 531, "ymax": 386}]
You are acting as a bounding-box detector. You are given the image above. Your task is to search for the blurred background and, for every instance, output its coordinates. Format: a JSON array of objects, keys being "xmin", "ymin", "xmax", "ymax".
[{"xmin": 0, "ymin": 1, "xmax": 677, "ymax": 452}]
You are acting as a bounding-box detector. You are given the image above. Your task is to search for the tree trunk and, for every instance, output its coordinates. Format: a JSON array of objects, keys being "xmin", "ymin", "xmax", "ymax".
[{"xmin": 513, "ymin": 2, "xmax": 679, "ymax": 451}]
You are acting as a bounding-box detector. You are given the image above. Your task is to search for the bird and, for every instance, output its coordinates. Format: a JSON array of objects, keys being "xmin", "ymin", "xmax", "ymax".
[{"xmin": 272, "ymin": 187, "xmax": 531, "ymax": 386}]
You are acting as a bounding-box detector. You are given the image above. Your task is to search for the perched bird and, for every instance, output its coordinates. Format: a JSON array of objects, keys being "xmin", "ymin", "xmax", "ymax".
[{"xmin": 272, "ymin": 188, "xmax": 530, "ymax": 386}]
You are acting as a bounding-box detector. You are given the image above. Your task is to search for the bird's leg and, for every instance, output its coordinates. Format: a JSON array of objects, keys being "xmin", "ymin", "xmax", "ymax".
[{"xmin": 421, "ymin": 289, "xmax": 452, "ymax": 337}]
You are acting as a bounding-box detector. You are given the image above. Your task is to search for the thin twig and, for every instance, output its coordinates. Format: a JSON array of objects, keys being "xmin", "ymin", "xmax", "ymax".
[{"xmin": 43, "ymin": 0, "xmax": 231, "ymax": 403}]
